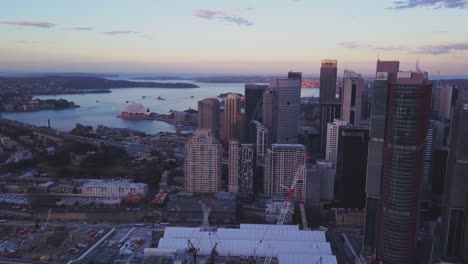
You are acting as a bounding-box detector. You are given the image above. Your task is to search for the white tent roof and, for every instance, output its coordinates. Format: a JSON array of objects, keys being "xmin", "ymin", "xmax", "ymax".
[{"xmin": 278, "ymin": 254, "xmax": 338, "ymax": 264}]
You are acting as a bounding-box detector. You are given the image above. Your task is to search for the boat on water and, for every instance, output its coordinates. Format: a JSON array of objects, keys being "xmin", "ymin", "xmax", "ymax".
[{"xmin": 157, "ymin": 96, "xmax": 165, "ymax": 100}]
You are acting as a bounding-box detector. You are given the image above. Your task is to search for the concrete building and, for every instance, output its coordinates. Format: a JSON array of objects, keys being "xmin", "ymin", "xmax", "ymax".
[
  {"xmin": 239, "ymin": 144, "xmax": 255, "ymax": 197},
  {"xmin": 341, "ymin": 70, "xmax": 363, "ymax": 126},
  {"xmin": 245, "ymin": 84, "xmax": 268, "ymax": 122},
  {"xmin": 253, "ymin": 120, "xmax": 270, "ymax": 164},
  {"xmin": 374, "ymin": 67, "xmax": 432, "ymax": 263},
  {"xmin": 317, "ymin": 160, "xmax": 335, "ymax": 202},
  {"xmin": 267, "ymin": 72, "xmax": 302, "ymax": 144},
  {"xmin": 319, "ymin": 59, "xmax": 339, "ymax": 155},
  {"xmin": 334, "ymin": 208, "xmax": 365, "ymax": 227},
  {"xmin": 184, "ymin": 129, "xmax": 222, "ymax": 194},
  {"xmin": 437, "ymin": 85, "xmax": 456, "ymax": 121},
  {"xmin": 264, "ymin": 144, "xmax": 306, "ymax": 201},
  {"xmin": 197, "ymin": 98, "xmax": 221, "ymax": 138},
  {"xmin": 80, "ymin": 180, "xmax": 148, "ymax": 197},
  {"xmin": 325, "ymin": 119, "xmax": 348, "ymax": 169},
  {"xmin": 441, "ymin": 91, "xmax": 468, "ymax": 262},
  {"xmin": 228, "ymin": 140, "xmax": 240, "ymax": 193},
  {"xmin": 222, "ymin": 94, "xmax": 240, "ymax": 142}
]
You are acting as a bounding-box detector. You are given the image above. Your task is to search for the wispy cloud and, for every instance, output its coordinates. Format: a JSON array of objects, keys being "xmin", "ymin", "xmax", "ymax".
[
  {"xmin": 193, "ymin": 7, "xmax": 254, "ymax": 26},
  {"xmin": 340, "ymin": 40, "xmax": 468, "ymax": 55},
  {"xmin": 103, "ymin": 30, "xmax": 138, "ymax": 35},
  {"xmin": 16, "ymin": 40, "xmax": 39, "ymax": 44},
  {"xmin": 67, "ymin": 27, "xmax": 94, "ymax": 31},
  {"xmin": 0, "ymin": 21, "xmax": 55, "ymax": 28},
  {"xmin": 391, "ymin": 0, "xmax": 468, "ymax": 9},
  {"xmin": 416, "ymin": 42, "xmax": 468, "ymax": 54}
]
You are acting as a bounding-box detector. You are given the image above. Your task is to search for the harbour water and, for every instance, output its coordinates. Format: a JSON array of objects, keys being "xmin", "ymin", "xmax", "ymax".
[{"xmin": 1, "ymin": 81, "xmax": 319, "ymax": 134}]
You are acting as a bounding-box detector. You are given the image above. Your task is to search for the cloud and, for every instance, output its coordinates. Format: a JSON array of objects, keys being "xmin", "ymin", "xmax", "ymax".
[
  {"xmin": 391, "ymin": 0, "xmax": 467, "ymax": 9},
  {"xmin": 67, "ymin": 27, "xmax": 94, "ymax": 31},
  {"xmin": 416, "ymin": 42, "xmax": 468, "ymax": 54},
  {"xmin": 193, "ymin": 7, "xmax": 254, "ymax": 26},
  {"xmin": 103, "ymin": 30, "xmax": 138, "ymax": 35},
  {"xmin": 0, "ymin": 21, "xmax": 55, "ymax": 28},
  {"xmin": 16, "ymin": 40, "xmax": 39, "ymax": 44},
  {"xmin": 339, "ymin": 41, "xmax": 413, "ymax": 52}
]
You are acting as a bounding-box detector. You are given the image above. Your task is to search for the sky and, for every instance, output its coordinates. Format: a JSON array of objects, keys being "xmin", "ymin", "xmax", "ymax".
[{"xmin": 0, "ymin": 0, "xmax": 468, "ymax": 75}]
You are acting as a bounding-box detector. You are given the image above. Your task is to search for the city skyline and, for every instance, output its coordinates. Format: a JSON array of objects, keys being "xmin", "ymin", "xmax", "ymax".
[{"xmin": 1, "ymin": 0, "xmax": 468, "ymax": 75}]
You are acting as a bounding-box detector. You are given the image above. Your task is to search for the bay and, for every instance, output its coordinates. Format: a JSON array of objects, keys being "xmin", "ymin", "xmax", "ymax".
[{"xmin": 1, "ymin": 81, "xmax": 319, "ymax": 134}]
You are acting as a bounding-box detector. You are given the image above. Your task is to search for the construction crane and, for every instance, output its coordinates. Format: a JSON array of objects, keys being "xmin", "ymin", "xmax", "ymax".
[
  {"xmin": 264, "ymin": 165, "xmax": 306, "ymax": 264},
  {"xmin": 187, "ymin": 239, "xmax": 198, "ymax": 264},
  {"xmin": 41, "ymin": 208, "xmax": 52, "ymax": 231}
]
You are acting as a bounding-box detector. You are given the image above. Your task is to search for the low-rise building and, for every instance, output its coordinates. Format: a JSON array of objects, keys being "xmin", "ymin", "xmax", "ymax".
[
  {"xmin": 334, "ymin": 208, "xmax": 365, "ymax": 227},
  {"xmin": 265, "ymin": 195, "xmax": 293, "ymax": 224},
  {"xmin": 79, "ymin": 180, "xmax": 148, "ymax": 197}
]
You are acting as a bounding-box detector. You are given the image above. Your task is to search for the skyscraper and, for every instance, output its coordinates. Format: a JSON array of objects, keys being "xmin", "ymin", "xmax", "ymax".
[
  {"xmin": 184, "ymin": 129, "xmax": 222, "ymax": 194},
  {"xmin": 245, "ymin": 84, "xmax": 268, "ymax": 122},
  {"xmin": 319, "ymin": 59, "xmax": 340, "ymax": 155},
  {"xmin": 239, "ymin": 144, "xmax": 255, "ymax": 197},
  {"xmin": 438, "ymin": 85, "xmax": 457, "ymax": 121},
  {"xmin": 266, "ymin": 72, "xmax": 302, "ymax": 144},
  {"xmin": 228, "ymin": 140, "xmax": 240, "ymax": 193},
  {"xmin": 335, "ymin": 127, "xmax": 369, "ymax": 209},
  {"xmin": 198, "ymin": 98, "xmax": 221, "ymax": 138},
  {"xmin": 325, "ymin": 119, "xmax": 348, "ymax": 169},
  {"xmin": 441, "ymin": 91, "xmax": 468, "ymax": 262},
  {"xmin": 264, "ymin": 144, "xmax": 306, "ymax": 201},
  {"xmin": 363, "ymin": 60, "xmax": 400, "ymax": 252},
  {"xmin": 341, "ymin": 70, "xmax": 363, "ymax": 126},
  {"xmin": 222, "ymin": 94, "xmax": 240, "ymax": 142},
  {"xmin": 377, "ymin": 69, "xmax": 432, "ymax": 263}
]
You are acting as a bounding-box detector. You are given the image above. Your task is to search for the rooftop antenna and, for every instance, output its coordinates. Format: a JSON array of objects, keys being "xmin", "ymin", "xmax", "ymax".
[{"xmin": 416, "ymin": 57, "xmax": 422, "ymax": 72}]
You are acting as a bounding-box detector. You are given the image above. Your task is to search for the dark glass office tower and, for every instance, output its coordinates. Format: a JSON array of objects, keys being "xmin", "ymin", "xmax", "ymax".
[
  {"xmin": 319, "ymin": 60, "xmax": 339, "ymax": 155},
  {"xmin": 335, "ymin": 127, "xmax": 369, "ymax": 209},
  {"xmin": 363, "ymin": 60, "xmax": 400, "ymax": 253},
  {"xmin": 377, "ymin": 70, "xmax": 432, "ymax": 264},
  {"xmin": 245, "ymin": 84, "xmax": 268, "ymax": 122},
  {"xmin": 441, "ymin": 91, "xmax": 468, "ymax": 262}
]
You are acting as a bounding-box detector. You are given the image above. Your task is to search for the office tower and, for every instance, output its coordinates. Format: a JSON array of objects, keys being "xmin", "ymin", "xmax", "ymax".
[
  {"xmin": 264, "ymin": 144, "xmax": 306, "ymax": 200},
  {"xmin": 363, "ymin": 60, "xmax": 400, "ymax": 252},
  {"xmin": 222, "ymin": 93, "xmax": 240, "ymax": 142},
  {"xmin": 266, "ymin": 72, "xmax": 302, "ymax": 144},
  {"xmin": 234, "ymin": 113, "xmax": 249, "ymax": 143},
  {"xmin": 422, "ymin": 127, "xmax": 433, "ymax": 196},
  {"xmin": 325, "ymin": 119, "xmax": 348, "ymax": 168},
  {"xmin": 438, "ymin": 85, "xmax": 457, "ymax": 121},
  {"xmin": 253, "ymin": 120, "xmax": 270, "ymax": 164},
  {"xmin": 239, "ymin": 144, "xmax": 255, "ymax": 197},
  {"xmin": 341, "ymin": 70, "xmax": 363, "ymax": 126},
  {"xmin": 305, "ymin": 164, "xmax": 321, "ymax": 227},
  {"xmin": 319, "ymin": 60, "xmax": 340, "ymax": 155},
  {"xmin": 184, "ymin": 129, "xmax": 222, "ymax": 194},
  {"xmin": 441, "ymin": 92, "xmax": 468, "ymax": 262},
  {"xmin": 335, "ymin": 127, "xmax": 369, "ymax": 209},
  {"xmin": 198, "ymin": 98, "xmax": 221, "ymax": 138},
  {"xmin": 316, "ymin": 160, "xmax": 335, "ymax": 202},
  {"xmin": 376, "ymin": 69, "xmax": 432, "ymax": 263},
  {"xmin": 245, "ymin": 84, "xmax": 268, "ymax": 122}
]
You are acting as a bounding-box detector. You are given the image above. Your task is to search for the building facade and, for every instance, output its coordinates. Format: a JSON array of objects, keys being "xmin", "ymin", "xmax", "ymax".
[
  {"xmin": 264, "ymin": 144, "xmax": 306, "ymax": 201},
  {"xmin": 245, "ymin": 84, "xmax": 268, "ymax": 122},
  {"xmin": 319, "ymin": 59, "xmax": 339, "ymax": 155},
  {"xmin": 80, "ymin": 180, "xmax": 148, "ymax": 197},
  {"xmin": 325, "ymin": 119, "xmax": 348, "ymax": 169},
  {"xmin": 341, "ymin": 70, "xmax": 363, "ymax": 126},
  {"xmin": 239, "ymin": 144, "xmax": 255, "ymax": 197},
  {"xmin": 228, "ymin": 140, "xmax": 240, "ymax": 193},
  {"xmin": 198, "ymin": 98, "xmax": 221, "ymax": 138},
  {"xmin": 441, "ymin": 91, "xmax": 468, "ymax": 262},
  {"xmin": 377, "ymin": 70, "xmax": 432, "ymax": 263},
  {"xmin": 222, "ymin": 94, "xmax": 240, "ymax": 142},
  {"xmin": 184, "ymin": 129, "xmax": 222, "ymax": 194}
]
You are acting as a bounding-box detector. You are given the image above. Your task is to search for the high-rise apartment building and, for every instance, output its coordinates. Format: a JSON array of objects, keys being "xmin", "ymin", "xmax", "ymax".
[
  {"xmin": 325, "ymin": 119, "xmax": 348, "ymax": 169},
  {"xmin": 342, "ymin": 70, "xmax": 363, "ymax": 126},
  {"xmin": 363, "ymin": 60, "xmax": 400, "ymax": 252},
  {"xmin": 197, "ymin": 98, "xmax": 221, "ymax": 138},
  {"xmin": 239, "ymin": 144, "xmax": 255, "ymax": 197},
  {"xmin": 228, "ymin": 140, "xmax": 240, "ymax": 193},
  {"xmin": 184, "ymin": 129, "xmax": 222, "ymax": 194},
  {"xmin": 253, "ymin": 120, "xmax": 270, "ymax": 165},
  {"xmin": 438, "ymin": 85, "xmax": 457, "ymax": 121},
  {"xmin": 265, "ymin": 72, "xmax": 302, "ymax": 144},
  {"xmin": 441, "ymin": 91, "xmax": 468, "ymax": 262},
  {"xmin": 376, "ymin": 69, "xmax": 432, "ymax": 263},
  {"xmin": 222, "ymin": 93, "xmax": 240, "ymax": 142},
  {"xmin": 245, "ymin": 84, "xmax": 268, "ymax": 122},
  {"xmin": 264, "ymin": 144, "xmax": 306, "ymax": 201}
]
